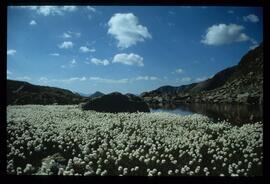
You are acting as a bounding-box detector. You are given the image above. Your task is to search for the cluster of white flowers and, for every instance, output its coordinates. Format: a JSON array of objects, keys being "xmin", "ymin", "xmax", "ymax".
[{"xmin": 7, "ymin": 105, "xmax": 263, "ymax": 176}]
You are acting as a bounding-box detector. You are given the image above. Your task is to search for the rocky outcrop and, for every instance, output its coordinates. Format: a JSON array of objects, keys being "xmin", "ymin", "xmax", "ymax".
[
  {"xmin": 81, "ymin": 92, "xmax": 150, "ymax": 113},
  {"xmin": 141, "ymin": 43, "xmax": 263, "ymax": 107}
]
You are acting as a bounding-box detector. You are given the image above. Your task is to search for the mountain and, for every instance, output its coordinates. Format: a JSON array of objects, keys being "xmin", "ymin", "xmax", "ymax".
[
  {"xmin": 77, "ymin": 92, "xmax": 91, "ymax": 97},
  {"xmin": 141, "ymin": 43, "xmax": 263, "ymax": 106},
  {"xmin": 7, "ymin": 80, "xmax": 87, "ymax": 105},
  {"xmin": 89, "ymin": 91, "xmax": 105, "ymax": 99}
]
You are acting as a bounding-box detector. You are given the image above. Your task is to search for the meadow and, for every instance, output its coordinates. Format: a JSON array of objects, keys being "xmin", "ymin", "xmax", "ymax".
[{"xmin": 7, "ymin": 105, "xmax": 263, "ymax": 176}]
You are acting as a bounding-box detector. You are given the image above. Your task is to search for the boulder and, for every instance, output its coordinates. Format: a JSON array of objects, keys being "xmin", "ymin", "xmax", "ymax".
[{"xmin": 81, "ymin": 92, "xmax": 150, "ymax": 113}]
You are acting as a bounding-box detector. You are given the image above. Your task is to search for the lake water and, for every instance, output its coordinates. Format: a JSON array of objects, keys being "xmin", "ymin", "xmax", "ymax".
[{"xmin": 151, "ymin": 103, "xmax": 263, "ymax": 125}]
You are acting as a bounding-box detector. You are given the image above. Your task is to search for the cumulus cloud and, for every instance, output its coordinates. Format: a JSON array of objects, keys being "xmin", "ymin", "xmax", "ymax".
[
  {"xmin": 108, "ymin": 13, "xmax": 152, "ymax": 48},
  {"xmin": 181, "ymin": 77, "xmax": 192, "ymax": 83},
  {"xmin": 19, "ymin": 6, "xmax": 77, "ymax": 16},
  {"xmin": 49, "ymin": 53, "xmax": 60, "ymax": 56},
  {"xmin": 7, "ymin": 49, "xmax": 16, "ymax": 55},
  {"xmin": 112, "ymin": 53, "xmax": 144, "ymax": 67},
  {"xmin": 79, "ymin": 46, "xmax": 95, "ymax": 53},
  {"xmin": 201, "ymin": 23, "xmax": 250, "ymax": 45},
  {"xmin": 58, "ymin": 41, "xmax": 73, "ymax": 49},
  {"xmin": 243, "ymin": 14, "xmax": 259, "ymax": 23},
  {"xmin": 91, "ymin": 58, "xmax": 110, "ymax": 66},
  {"xmin": 29, "ymin": 20, "xmax": 37, "ymax": 25}
]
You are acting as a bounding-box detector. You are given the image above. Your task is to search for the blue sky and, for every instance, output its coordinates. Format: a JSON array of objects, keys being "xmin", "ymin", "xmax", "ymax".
[{"xmin": 7, "ymin": 6, "xmax": 263, "ymax": 94}]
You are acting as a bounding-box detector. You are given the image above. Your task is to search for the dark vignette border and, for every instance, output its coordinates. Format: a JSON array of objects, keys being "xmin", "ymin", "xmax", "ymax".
[{"xmin": 0, "ymin": 0, "xmax": 268, "ymax": 184}]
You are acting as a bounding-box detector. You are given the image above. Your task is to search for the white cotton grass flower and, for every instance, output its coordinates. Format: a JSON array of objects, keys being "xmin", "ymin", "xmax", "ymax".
[{"xmin": 7, "ymin": 105, "xmax": 263, "ymax": 176}]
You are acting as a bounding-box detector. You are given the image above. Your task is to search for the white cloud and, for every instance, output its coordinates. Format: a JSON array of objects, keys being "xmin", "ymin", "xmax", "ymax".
[
  {"xmin": 49, "ymin": 53, "xmax": 60, "ymax": 56},
  {"xmin": 149, "ymin": 76, "xmax": 158, "ymax": 80},
  {"xmin": 134, "ymin": 76, "xmax": 158, "ymax": 81},
  {"xmin": 201, "ymin": 24, "xmax": 250, "ymax": 45},
  {"xmin": 62, "ymin": 31, "xmax": 81, "ymax": 38},
  {"xmin": 243, "ymin": 14, "xmax": 259, "ymax": 23},
  {"xmin": 62, "ymin": 32, "xmax": 71, "ymax": 38},
  {"xmin": 108, "ymin": 13, "xmax": 152, "ymax": 48},
  {"xmin": 86, "ymin": 6, "xmax": 96, "ymax": 12},
  {"xmin": 79, "ymin": 46, "xmax": 95, "ymax": 53},
  {"xmin": 38, "ymin": 77, "xmax": 49, "ymax": 83},
  {"xmin": 62, "ymin": 6, "xmax": 77, "ymax": 12},
  {"xmin": 19, "ymin": 6, "xmax": 77, "ymax": 16},
  {"xmin": 61, "ymin": 59, "xmax": 77, "ymax": 68},
  {"xmin": 112, "ymin": 53, "xmax": 144, "ymax": 67},
  {"xmin": 195, "ymin": 76, "xmax": 208, "ymax": 82},
  {"xmin": 58, "ymin": 41, "xmax": 73, "ymax": 49},
  {"xmin": 29, "ymin": 20, "xmax": 37, "ymax": 25},
  {"xmin": 250, "ymin": 38, "xmax": 258, "ymax": 45},
  {"xmin": 71, "ymin": 59, "xmax": 76, "ymax": 65},
  {"xmin": 89, "ymin": 77, "xmax": 129, "ymax": 84},
  {"xmin": 62, "ymin": 77, "xmax": 87, "ymax": 83},
  {"xmin": 74, "ymin": 32, "xmax": 81, "ymax": 38},
  {"xmin": 181, "ymin": 77, "xmax": 192, "ymax": 83},
  {"xmin": 91, "ymin": 58, "xmax": 110, "ymax": 66},
  {"xmin": 7, "ymin": 49, "xmax": 16, "ymax": 55},
  {"xmin": 39, "ymin": 76, "xmax": 86, "ymax": 84},
  {"xmin": 227, "ymin": 10, "xmax": 234, "ymax": 14},
  {"xmin": 174, "ymin": 68, "xmax": 183, "ymax": 74}
]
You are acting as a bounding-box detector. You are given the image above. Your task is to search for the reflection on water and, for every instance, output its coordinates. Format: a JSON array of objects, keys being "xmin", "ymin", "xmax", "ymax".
[{"xmin": 151, "ymin": 103, "xmax": 263, "ymax": 125}]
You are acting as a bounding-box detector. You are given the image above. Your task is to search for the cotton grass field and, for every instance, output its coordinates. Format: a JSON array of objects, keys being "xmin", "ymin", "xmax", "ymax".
[{"xmin": 7, "ymin": 105, "xmax": 263, "ymax": 176}]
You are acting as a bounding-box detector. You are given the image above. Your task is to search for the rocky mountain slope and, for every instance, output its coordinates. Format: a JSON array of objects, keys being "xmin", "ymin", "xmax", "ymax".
[
  {"xmin": 7, "ymin": 80, "xmax": 87, "ymax": 105},
  {"xmin": 141, "ymin": 43, "xmax": 263, "ymax": 107}
]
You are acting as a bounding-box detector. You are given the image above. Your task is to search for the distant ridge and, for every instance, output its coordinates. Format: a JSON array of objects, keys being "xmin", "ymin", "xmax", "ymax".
[
  {"xmin": 7, "ymin": 80, "xmax": 87, "ymax": 105},
  {"xmin": 89, "ymin": 91, "xmax": 105, "ymax": 99}
]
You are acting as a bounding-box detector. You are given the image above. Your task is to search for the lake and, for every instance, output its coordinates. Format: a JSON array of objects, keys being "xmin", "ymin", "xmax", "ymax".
[{"xmin": 151, "ymin": 103, "xmax": 263, "ymax": 125}]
